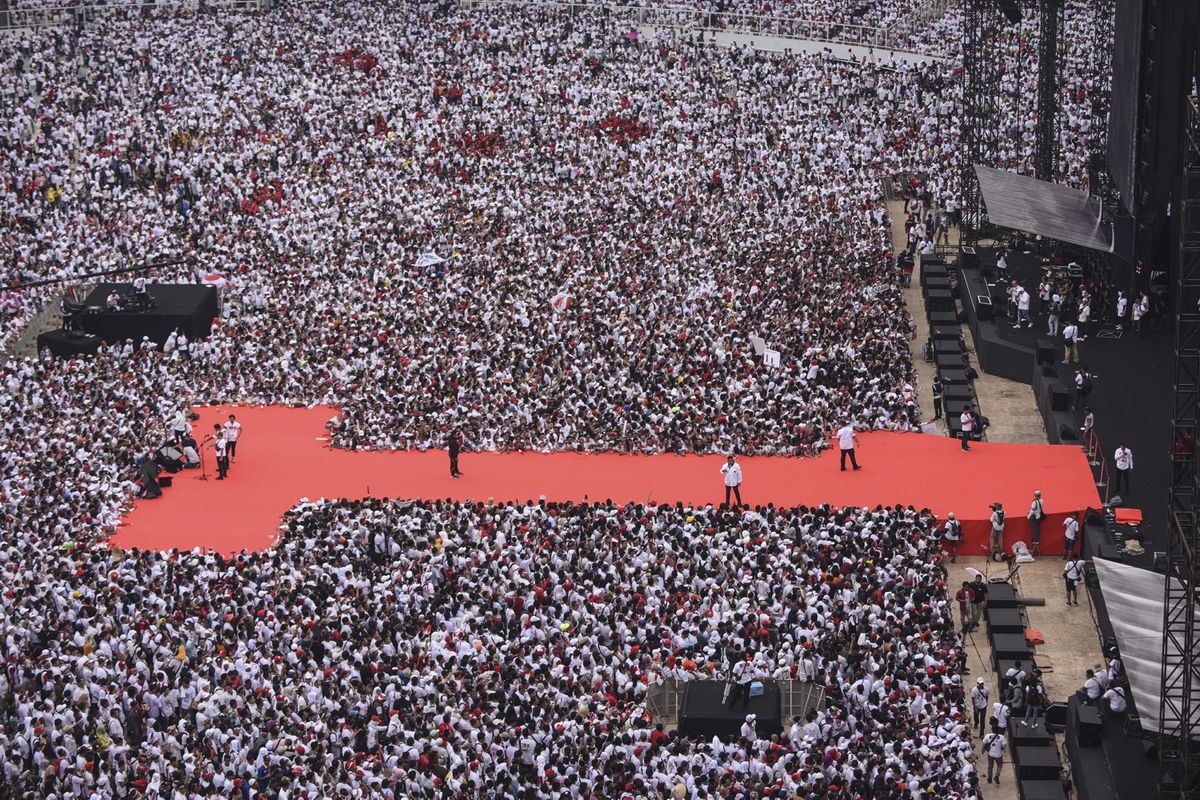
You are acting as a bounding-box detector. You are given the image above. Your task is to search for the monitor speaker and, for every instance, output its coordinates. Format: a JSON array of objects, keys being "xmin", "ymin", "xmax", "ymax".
[
  {"xmin": 1049, "ymin": 387, "xmax": 1070, "ymax": 412},
  {"xmin": 1036, "ymin": 339, "xmax": 1055, "ymax": 366},
  {"xmin": 976, "ymin": 295, "xmax": 994, "ymax": 321},
  {"xmin": 1076, "ymin": 702, "xmax": 1102, "ymax": 746},
  {"xmin": 959, "ymin": 247, "xmax": 979, "ymax": 270},
  {"xmin": 1059, "ymin": 424, "xmax": 1079, "ymax": 443}
]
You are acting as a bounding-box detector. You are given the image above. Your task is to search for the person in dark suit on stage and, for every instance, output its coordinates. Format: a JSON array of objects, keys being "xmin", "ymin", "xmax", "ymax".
[
  {"xmin": 448, "ymin": 428, "xmax": 462, "ymax": 478},
  {"xmin": 213, "ymin": 424, "xmax": 230, "ymax": 480}
]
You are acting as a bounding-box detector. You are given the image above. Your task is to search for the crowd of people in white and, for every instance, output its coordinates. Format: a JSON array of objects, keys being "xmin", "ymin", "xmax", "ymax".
[
  {"xmin": 0, "ymin": 0, "xmax": 1115, "ymax": 797},
  {"xmin": 0, "ymin": 499, "xmax": 980, "ymax": 798}
]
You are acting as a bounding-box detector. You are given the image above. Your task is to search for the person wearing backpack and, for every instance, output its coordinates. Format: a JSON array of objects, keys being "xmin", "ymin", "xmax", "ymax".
[
  {"xmin": 982, "ymin": 724, "xmax": 1008, "ymax": 784},
  {"xmin": 1020, "ymin": 675, "xmax": 1045, "ymax": 726}
]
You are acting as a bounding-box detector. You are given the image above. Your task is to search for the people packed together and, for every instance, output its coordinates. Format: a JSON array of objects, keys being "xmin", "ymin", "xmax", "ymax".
[
  {"xmin": 0, "ymin": 0, "xmax": 1114, "ymax": 797},
  {"xmin": 0, "ymin": 499, "xmax": 981, "ymax": 798}
]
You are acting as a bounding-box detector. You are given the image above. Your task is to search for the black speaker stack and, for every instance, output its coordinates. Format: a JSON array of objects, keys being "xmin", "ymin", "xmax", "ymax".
[{"xmin": 922, "ymin": 257, "xmax": 976, "ymax": 438}]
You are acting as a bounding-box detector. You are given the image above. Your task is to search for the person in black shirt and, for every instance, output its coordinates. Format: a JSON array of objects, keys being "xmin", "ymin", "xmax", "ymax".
[{"xmin": 448, "ymin": 429, "xmax": 462, "ymax": 478}]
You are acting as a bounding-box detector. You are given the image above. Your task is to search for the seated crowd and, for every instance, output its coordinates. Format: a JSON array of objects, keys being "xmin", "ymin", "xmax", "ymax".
[{"xmin": 0, "ymin": 500, "xmax": 980, "ymax": 798}]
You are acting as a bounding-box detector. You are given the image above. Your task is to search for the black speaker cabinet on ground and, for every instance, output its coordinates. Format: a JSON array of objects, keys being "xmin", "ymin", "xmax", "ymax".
[
  {"xmin": 1019, "ymin": 779, "xmax": 1067, "ymax": 800},
  {"xmin": 986, "ymin": 582, "xmax": 1018, "ymax": 608},
  {"xmin": 1036, "ymin": 339, "xmax": 1056, "ymax": 365},
  {"xmin": 1014, "ymin": 745, "xmax": 1061, "ymax": 780},
  {"xmin": 1075, "ymin": 700, "xmax": 1102, "ymax": 746},
  {"xmin": 1049, "ymin": 386, "xmax": 1070, "ymax": 412}
]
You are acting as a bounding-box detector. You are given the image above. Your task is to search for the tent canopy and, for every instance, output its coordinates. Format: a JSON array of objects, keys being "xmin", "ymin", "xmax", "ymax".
[{"xmin": 974, "ymin": 165, "xmax": 1115, "ymax": 253}]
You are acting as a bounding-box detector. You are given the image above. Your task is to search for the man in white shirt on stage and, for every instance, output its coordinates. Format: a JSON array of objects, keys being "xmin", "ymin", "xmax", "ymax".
[
  {"xmin": 720, "ymin": 455, "xmax": 743, "ymax": 508},
  {"xmin": 836, "ymin": 422, "xmax": 861, "ymax": 472},
  {"xmin": 222, "ymin": 414, "xmax": 243, "ymax": 464}
]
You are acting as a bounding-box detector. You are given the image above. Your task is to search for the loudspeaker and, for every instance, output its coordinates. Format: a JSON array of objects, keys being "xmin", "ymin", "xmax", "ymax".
[
  {"xmin": 1076, "ymin": 702, "xmax": 1102, "ymax": 746},
  {"xmin": 159, "ymin": 475, "xmax": 174, "ymax": 488},
  {"xmin": 1042, "ymin": 365, "xmax": 1057, "ymax": 377},
  {"xmin": 1049, "ymin": 387, "xmax": 1070, "ymax": 412},
  {"xmin": 959, "ymin": 246, "xmax": 979, "ymax": 269},
  {"xmin": 1036, "ymin": 339, "xmax": 1055, "ymax": 366},
  {"xmin": 1043, "ymin": 702, "xmax": 1068, "ymax": 730},
  {"xmin": 998, "ymin": 0, "xmax": 1022, "ymax": 24},
  {"xmin": 1059, "ymin": 424, "xmax": 1080, "ymax": 443},
  {"xmin": 976, "ymin": 294, "xmax": 994, "ymax": 321}
]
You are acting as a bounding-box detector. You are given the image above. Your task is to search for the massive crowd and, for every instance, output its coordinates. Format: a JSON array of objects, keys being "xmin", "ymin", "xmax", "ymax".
[
  {"xmin": 0, "ymin": 499, "xmax": 982, "ymax": 798},
  {"xmin": 1, "ymin": 0, "xmax": 935, "ymax": 458},
  {"xmin": 0, "ymin": 0, "xmax": 1116, "ymax": 797}
]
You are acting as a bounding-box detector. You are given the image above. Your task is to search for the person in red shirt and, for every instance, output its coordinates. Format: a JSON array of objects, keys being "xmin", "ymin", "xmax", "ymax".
[{"xmin": 955, "ymin": 581, "xmax": 974, "ymax": 634}]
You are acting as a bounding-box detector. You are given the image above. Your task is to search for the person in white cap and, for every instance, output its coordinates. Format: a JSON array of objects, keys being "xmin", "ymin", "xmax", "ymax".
[
  {"xmin": 740, "ymin": 714, "xmax": 757, "ymax": 741},
  {"xmin": 942, "ymin": 512, "xmax": 961, "ymax": 562},
  {"xmin": 971, "ymin": 677, "xmax": 991, "ymax": 738}
]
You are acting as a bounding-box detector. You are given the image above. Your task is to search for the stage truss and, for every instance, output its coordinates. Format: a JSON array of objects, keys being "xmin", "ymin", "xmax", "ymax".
[
  {"xmin": 1163, "ymin": 93, "xmax": 1200, "ymax": 798},
  {"xmin": 960, "ymin": 0, "xmax": 1065, "ymax": 245}
]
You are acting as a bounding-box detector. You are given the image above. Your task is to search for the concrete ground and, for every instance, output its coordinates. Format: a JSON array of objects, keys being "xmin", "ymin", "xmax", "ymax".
[{"xmin": 889, "ymin": 202, "xmax": 1106, "ymax": 798}]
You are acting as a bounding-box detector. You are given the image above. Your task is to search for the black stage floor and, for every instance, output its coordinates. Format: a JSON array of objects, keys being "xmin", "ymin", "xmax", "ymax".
[
  {"xmin": 955, "ymin": 247, "xmax": 1172, "ymax": 539},
  {"xmin": 80, "ymin": 283, "xmax": 219, "ymax": 345}
]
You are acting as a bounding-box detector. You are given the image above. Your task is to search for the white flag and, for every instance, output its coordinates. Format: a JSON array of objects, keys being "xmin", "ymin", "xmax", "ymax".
[
  {"xmin": 763, "ymin": 348, "xmax": 781, "ymax": 368},
  {"xmin": 414, "ymin": 251, "xmax": 446, "ymax": 268},
  {"xmin": 550, "ymin": 292, "xmax": 571, "ymax": 313}
]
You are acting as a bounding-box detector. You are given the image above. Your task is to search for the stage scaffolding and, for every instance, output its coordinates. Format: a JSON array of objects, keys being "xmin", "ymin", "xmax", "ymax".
[
  {"xmin": 960, "ymin": 0, "xmax": 1065, "ymax": 245},
  {"xmin": 1162, "ymin": 93, "xmax": 1200, "ymax": 799}
]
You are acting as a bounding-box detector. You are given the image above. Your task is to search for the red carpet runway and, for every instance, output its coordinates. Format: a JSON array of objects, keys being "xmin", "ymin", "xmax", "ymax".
[{"xmin": 112, "ymin": 406, "xmax": 1099, "ymax": 555}]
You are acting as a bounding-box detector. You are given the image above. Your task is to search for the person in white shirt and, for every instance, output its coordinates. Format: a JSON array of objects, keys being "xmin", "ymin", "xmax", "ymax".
[
  {"xmin": 992, "ymin": 699, "xmax": 1010, "ymax": 730},
  {"xmin": 740, "ymin": 714, "xmax": 757, "ymax": 741},
  {"xmin": 970, "ymin": 678, "xmax": 990, "ymax": 737},
  {"xmin": 1103, "ymin": 685, "xmax": 1127, "ymax": 715},
  {"xmin": 1075, "ymin": 669, "xmax": 1102, "ymax": 704},
  {"xmin": 212, "ymin": 426, "xmax": 229, "ymax": 481},
  {"xmin": 1063, "ymin": 557, "xmax": 1086, "ymax": 605},
  {"xmin": 989, "ymin": 502, "xmax": 1006, "ymax": 558},
  {"xmin": 943, "ymin": 512, "xmax": 962, "ymax": 562},
  {"xmin": 222, "ymin": 414, "xmax": 243, "ymax": 464},
  {"xmin": 981, "ymin": 725, "xmax": 1007, "ymax": 784},
  {"xmin": 1026, "ymin": 490, "xmax": 1045, "ymax": 553},
  {"xmin": 726, "ymin": 653, "xmax": 755, "ymax": 710},
  {"xmin": 959, "ymin": 403, "xmax": 974, "ymax": 452},
  {"xmin": 1116, "ymin": 291, "xmax": 1128, "ymax": 326},
  {"xmin": 1063, "ymin": 514, "xmax": 1080, "ymax": 559},
  {"xmin": 1113, "ymin": 444, "xmax": 1133, "ymax": 496},
  {"xmin": 1131, "ymin": 297, "xmax": 1145, "ymax": 337},
  {"xmin": 1062, "ymin": 322, "xmax": 1079, "ymax": 364},
  {"xmin": 1014, "ymin": 288, "xmax": 1031, "ymax": 328},
  {"xmin": 836, "ymin": 422, "xmax": 861, "ymax": 472},
  {"xmin": 720, "ymin": 455, "xmax": 743, "ymax": 508}
]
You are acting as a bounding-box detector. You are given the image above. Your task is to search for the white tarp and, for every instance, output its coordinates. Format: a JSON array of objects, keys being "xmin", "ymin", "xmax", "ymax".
[{"xmin": 1092, "ymin": 557, "xmax": 1200, "ymax": 734}]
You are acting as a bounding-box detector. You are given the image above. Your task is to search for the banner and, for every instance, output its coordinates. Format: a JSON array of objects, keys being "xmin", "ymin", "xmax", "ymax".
[
  {"xmin": 414, "ymin": 252, "xmax": 446, "ymax": 268},
  {"xmin": 763, "ymin": 348, "xmax": 781, "ymax": 368}
]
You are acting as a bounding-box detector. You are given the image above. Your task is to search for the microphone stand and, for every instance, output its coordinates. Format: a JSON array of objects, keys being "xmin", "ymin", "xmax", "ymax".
[{"xmin": 197, "ymin": 435, "xmax": 213, "ymax": 481}]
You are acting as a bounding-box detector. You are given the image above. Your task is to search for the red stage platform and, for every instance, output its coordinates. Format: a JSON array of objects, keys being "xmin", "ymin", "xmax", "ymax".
[{"xmin": 112, "ymin": 406, "xmax": 1099, "ymax": 555}]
